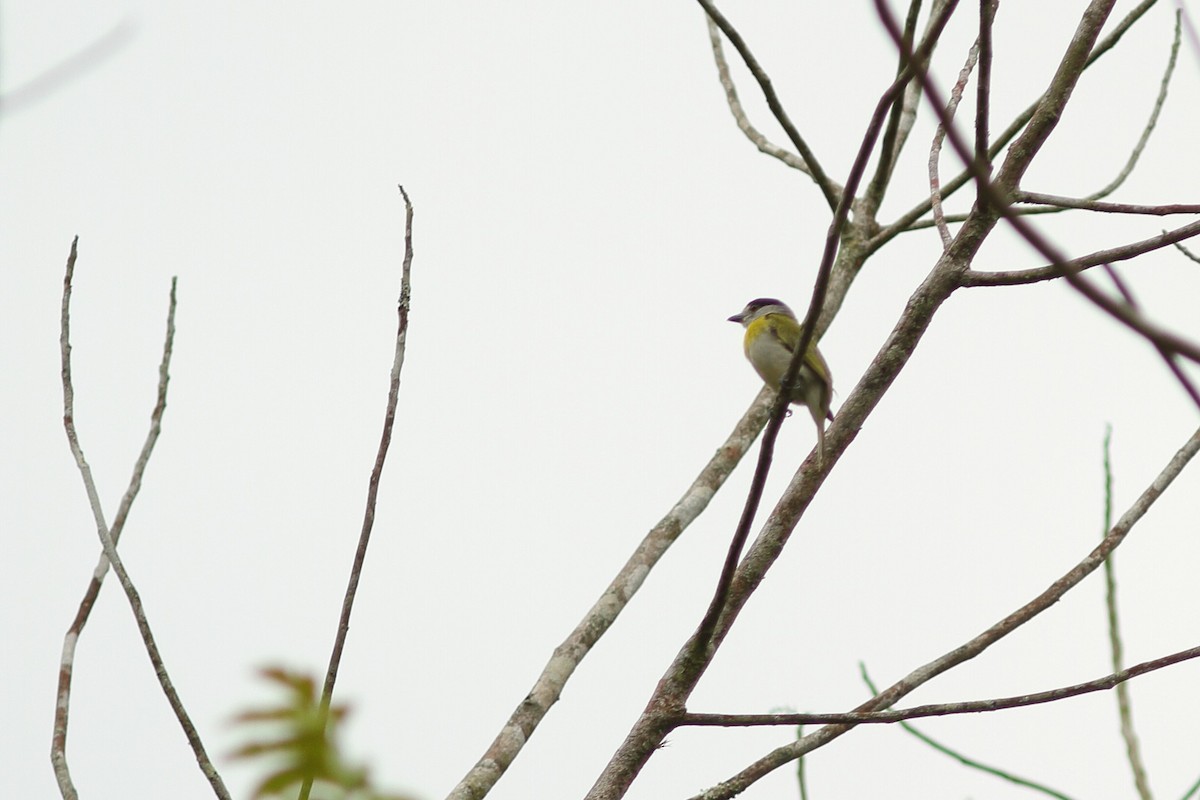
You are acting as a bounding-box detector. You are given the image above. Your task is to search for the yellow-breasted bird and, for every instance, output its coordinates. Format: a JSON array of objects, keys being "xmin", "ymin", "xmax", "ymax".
[{"xmin": 728, "ymin": 298, "xmax": 834, "ymax": 463}]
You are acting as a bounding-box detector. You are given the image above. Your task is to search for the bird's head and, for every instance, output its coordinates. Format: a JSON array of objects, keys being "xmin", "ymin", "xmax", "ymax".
[{"xmin": 727, "ymin": 297, "xmax": 795, "ymax": 328}]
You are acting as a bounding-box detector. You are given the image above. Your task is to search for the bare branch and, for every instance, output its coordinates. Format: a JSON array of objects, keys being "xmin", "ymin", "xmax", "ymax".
[
  {"xmin": 693, "ymin": 424, "xmax": 1200, "ymax": 798},
  {"xmin": 1084, "ymin": 9, "xmax": 1181, "ymax": 202},
  {"xmin": 303, "ymin": 187, "xmax": 416, "ymax": 800},
  {"xmin": 961, "ymin": 218, "xmax": 1200, "ymax": 287},
  {"xmin": 56, "ymin": 239, "xmax": 230, "ymax": 800},
  {"xmin": 1014, "ymin": 192, "xmax": 1200, "ymax": 215},
  {"xmin": 864, "ymin": 0, "xmax": 931, "ymax": 211},
  {"xmin": 857, "ymin": 665, "xmax": 1077, "ymax": 800},
  {"xmin": 52, "ymin": 258, "xmax": 179, "ymax": 798},
  {"xmin": 704, "ymin": 17, "xmax": 810, "ymax": 173},
  {"xmin": 975, "ymin": 0, "xmax": 997, "ymax": 209},
  {"xmin": 679, "ymin": 642, "xmax": 1200, "ymax": 728},
  {"xmin": 696, "ymin": 0, "xmax": 841, "ymax": 210},
  {"xmin": 930, "ymin": 38, "xmax": 981, "ymax": 248},
  {"xmin": 445, "ymin": 389, "xmax": 774, "ymax": 800},
  {"xmin": 929, "ymin": 3, "xmax": 1178, "ymax": 228},
  {"xmin": 1100, "ymin": 429, "xmax": 1155, "ymax": 800},
  {"xmin": 871, "ymin": 0, "xmax": 1161, "ymax": 250},
  {"xmin": 878, "ymin": 0, "xmax": 1200, "ymax": 403},
  {"xmin": 1173, "ymin": 236, "xmax": 1200, "ymax": 264}
]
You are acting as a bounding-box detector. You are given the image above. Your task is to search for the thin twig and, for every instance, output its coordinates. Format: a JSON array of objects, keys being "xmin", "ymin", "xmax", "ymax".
[
  {"xmin": 870, "ymin": 0, "xmax": 1161, "ymax": 250},
  {"xmin": 1183, "ymin": 771, "xmax": 1200, "ymax": 800},
  {"xmin": 857, "ymin": 665, "xmax": 1077, "ymax": 800},
  {"xmin": 1101, "ymin": 428, "xmax": 1155, "ymax": 800},
  {"xmin": 929, "ymin": 38, "xmax": 981, "ymax": 248},
  {"xmin": 1014, "ymin": 193, "xmax": 1200, "ymax": 215},
  {"xmin": 1173, "ymin": 237, "xmax": 1200, "ymax": 264},
  {"xmin": 57, "ymin": 239, "xmax": 230, "ymax": 800},
  {"xmin": 696, "ymin": 0, "xmax": 841, "ymax": 210},
  {"xmin": 444, "ymin": 389, "xmax": 775, "ymax": 800},
  {"xmin": 794, "ymin": 723, "xmax": 808, "ymax": 800},
  {"xmin": 691, "ymin": 424, "xmax": 1200, "ymax": 799},
  {"xmin": 52, "ymin": 252, "xmax": 180, "ymax": 799},
  {"xmin": 1084, "ymin": 9, "xmax": 1180, "ymax": 202},
  {"xmin": 911, "ymin": 4, "xmax": 1181, "ymax": 232},
  {"xmin": 880, "ymin": 0, "xmax": 1200, "ymax": 397},
  {"xmin": 705, "ymin": 17, "xmax": 809, "ymax": 173},
  {"xmin": 302, "ymin": 186, "xmax": 416, "ymax": 800},
  {"xmin": 864, "ymin": 0, "xmax": 927, "ymax": 211},
  {"xmin": 681, "ymin": 641, "xmax": 1200, "ymax": 728},
  {"xmin": 909, "ymin": 193, "xmax": 1200, "ymax": 232},
  {"xmin": 961, "ymin": 218, "xmax": 1200, "ymax": 287}
]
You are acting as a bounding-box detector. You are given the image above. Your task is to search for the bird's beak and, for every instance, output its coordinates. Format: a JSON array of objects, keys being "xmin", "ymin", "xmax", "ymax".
[{"xmin": 727, "ymin": 312, "xmax": 744, "ymax": 324}]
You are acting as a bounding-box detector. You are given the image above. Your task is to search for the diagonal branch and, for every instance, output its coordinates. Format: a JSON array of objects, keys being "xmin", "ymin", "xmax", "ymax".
[
  {"xmin": 679, "ymin": 642, "xmax": 1200, "ymax": 728},
  {"xmin": 705, "ymin": 17, "xmax": 810, "ymax": 173},
  {"xmin": 696, "ymin": 0, "xmax": 841, "ymax": 210},
  {"xmin": 863, "ymin": 0, "xmax": 935, "ymax": 212},
  {"xmin": 929, "ymin": 37, "xmax": 981, "ymax": 248},
  {"xmin": 583, "ymin": 11, "xmax": 971, "ymax": 798},
  {"xmin": 302, "ymin": 186, "xmax": 416, "ymax": 800},
  {"xmin": 56, "ymin": 239, "xmax": 230, "ymax": 800},
  {"xmin": 52, "ymin": 240, "xmax": 179, "ymax": 799},
  {"xmin": 870, "ymin": 0, "xmax": 1161, "ymax": 250},
  {"xmin": 694, "ymin": 0, "xmax": 963, "ymax": 684},
  {"xmin": 1083, "ymin": 8, "xmax": 1180, "ymax": 202},
  {"xmin": 694, "ymin": 424, "xmax": 1200, "ymax": 799},
  {"xmin": 857, "ymin": 665, "xmax": 1077, "ymax": 800},
  {"xmin": 445, "ymin": 389, "xmax": 774, "ymax": 800},
  {"xmin": 876, "ymin": 0, "xmax": 1200, "ymax": 402},
  {"xmin": 961, "ymin": 217, "xmax": 1200, "ymax": 287}
]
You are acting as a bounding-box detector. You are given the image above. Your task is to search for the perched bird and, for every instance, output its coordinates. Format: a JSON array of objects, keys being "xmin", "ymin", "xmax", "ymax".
[{"xmin": 728, "ymin": 298, "xmax": 834, "ymax": 463}]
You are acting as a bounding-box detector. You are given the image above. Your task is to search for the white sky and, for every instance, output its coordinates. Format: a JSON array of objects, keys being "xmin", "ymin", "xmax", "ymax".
[{"xmin": 4, "ymin": 2, "xmax": 1200, "ymax": 799}]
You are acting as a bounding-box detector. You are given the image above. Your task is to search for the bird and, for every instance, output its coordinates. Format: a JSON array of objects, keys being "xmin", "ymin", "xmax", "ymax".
[{"xmin": 728, "ymin": 298, "xmax": 834, "ymax": 464}]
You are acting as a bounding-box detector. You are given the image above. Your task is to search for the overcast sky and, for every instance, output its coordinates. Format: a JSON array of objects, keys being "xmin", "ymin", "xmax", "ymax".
[{"xmin": 5, "ymin": 2, "xmax": 1200, "ymax": 799}]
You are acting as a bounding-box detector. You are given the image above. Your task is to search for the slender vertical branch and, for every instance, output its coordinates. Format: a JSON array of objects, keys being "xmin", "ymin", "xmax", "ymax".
[
  {"xmin": 975, "ymin": 0, "xmax": 996, "ymax": 211},
  {"xmin": 1102, "ymin": 431, "xmax": 1155, "ymax": 800},
  {"xmin": 929, "ymin": 38, "xmax": 981, "ymax": 248},
  {"xmin": 870, "ymin": 0, "xmax": 1161, "ymax": 250},
  {"xmin": 302, "ymin": 186, "xmax": 416, "ymax": 800},
  {"xmin": 864, "ymin": 0, "xmax": 927, "ymax": 210},
  {"xmin": 56, "ymin": 239, "xmax": 229, "ymax": 800}
]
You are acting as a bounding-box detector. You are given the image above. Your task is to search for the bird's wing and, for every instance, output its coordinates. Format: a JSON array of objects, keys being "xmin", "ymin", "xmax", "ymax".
[
  {"xmin": 769, "ymin": 316, "xmax": 831, "ymax": 383},
  {"xmin": 766, "ymin": 316, "xmax": 799, "ymax": 353}
]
